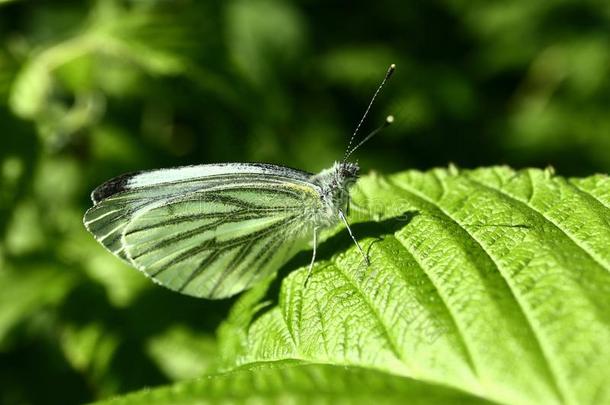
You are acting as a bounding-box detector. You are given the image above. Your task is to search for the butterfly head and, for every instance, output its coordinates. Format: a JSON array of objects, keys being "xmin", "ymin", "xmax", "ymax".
[
  {"xmin": 310, "ymin": 161, "xmax": 359, "ymax": 223},
  {"xmin": 336, "ymin": 161, "xmax": 359, "ymax": 187}
]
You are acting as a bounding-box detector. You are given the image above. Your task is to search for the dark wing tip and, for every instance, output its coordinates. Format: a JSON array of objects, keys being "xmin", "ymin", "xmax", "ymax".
[{"xmin": 91, "ymin": 171, "xmax": 141, "ymax": 204}]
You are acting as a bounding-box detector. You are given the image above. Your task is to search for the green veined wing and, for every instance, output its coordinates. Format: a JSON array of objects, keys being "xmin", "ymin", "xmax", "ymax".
[{"xmin": 83, "ymin": 163, "xmax": 322, "ymax": 299}]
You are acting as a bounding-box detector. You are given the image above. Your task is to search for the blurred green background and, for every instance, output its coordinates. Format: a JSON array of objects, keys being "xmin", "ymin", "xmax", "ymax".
[{"xmin": 1, "ymin": 0, "xmax": 608, "ymax": 403}]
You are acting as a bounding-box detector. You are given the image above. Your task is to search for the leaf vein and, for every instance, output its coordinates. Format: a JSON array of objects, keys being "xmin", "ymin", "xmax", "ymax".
[
  {"xmin": 389, "ymin": 234, "xmax": 479, "ymax": 378},
  {"xmin": 467, "ymin": 176, "xmax": 610, "ymax": 274},
  {"xmin": 387, "ymin": 177, "xmax": 567, "ymax": 404},
  {"xmin": 567, "ymin": 179, "xmax": 610, "ymax": 212},
  {"xmin": 330, "ymin": 261, "xmax": 406, "ymax": 365}
]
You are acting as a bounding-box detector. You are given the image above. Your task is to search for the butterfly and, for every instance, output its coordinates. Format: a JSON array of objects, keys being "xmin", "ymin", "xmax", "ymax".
[{"xmin": 83, "ymin": 64, "xmax": 395, "ymax": 299}]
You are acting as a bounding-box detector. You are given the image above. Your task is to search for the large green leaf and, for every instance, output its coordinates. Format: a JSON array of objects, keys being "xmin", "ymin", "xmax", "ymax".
[
  {"xmin": 216, "ymin": 166, "xmax": 610, "ymax": 405},
  {"xmin": 98, "ymin": 167, "xmax": 610, "ymax": 404}
]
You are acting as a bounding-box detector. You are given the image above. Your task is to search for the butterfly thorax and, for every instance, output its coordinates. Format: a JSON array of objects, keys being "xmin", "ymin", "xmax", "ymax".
[{"xmin": 309, "ymin": 162, "xmax": 359, "ymax": 226}]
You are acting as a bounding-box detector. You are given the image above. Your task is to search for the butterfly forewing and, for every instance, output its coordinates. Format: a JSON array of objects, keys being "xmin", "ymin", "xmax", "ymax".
[{"xmin": 84, "ymin": 164, "xmax": 322, "ymax": 299}]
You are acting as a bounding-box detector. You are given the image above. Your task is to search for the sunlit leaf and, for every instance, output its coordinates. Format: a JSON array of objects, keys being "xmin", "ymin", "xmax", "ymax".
[{"xmin": 217, "ymin": 166, "xmax": 610, "ymax": 405}]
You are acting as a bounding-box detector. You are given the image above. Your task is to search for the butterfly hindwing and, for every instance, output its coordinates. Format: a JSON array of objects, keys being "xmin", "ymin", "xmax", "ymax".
[
  {"xmin": 122, "ymin": 186, "xmax": 311, "ymax": 298},
  {"xmin": 84, "ymin": 164, "xmax": 322, "ymax": 298}
]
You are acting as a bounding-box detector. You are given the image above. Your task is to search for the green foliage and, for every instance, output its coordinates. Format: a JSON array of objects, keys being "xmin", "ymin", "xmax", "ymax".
[
  {"xmin": 1, "ymin": 0, "xmax": 610, "ymax": 404},
  {"xmin": 97, "ymin": 362, "xmax": 490, "ymax": 405},
  {"xmin": 2, "ymin": 0, "xmax": 610, "ymax": 174},
  {"xmin": 100, "ymin": 167, "xmax": 609, "ymax": 404}
]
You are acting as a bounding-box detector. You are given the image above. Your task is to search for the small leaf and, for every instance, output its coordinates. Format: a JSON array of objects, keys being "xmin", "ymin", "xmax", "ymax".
[
  {"xmin": 146, "ymin": 326, "xmax": 217, "ymax": 381},
  {"xmin": 226, "ymin": 0, "xmax": 305, "ymax": 86},
  {"xmin": 0, "ymin": 264, "xmax": 75, "ymax": 347},
  {"xmin": 8, "ymin": 2, "xmax": 195, "ymax": 127}
]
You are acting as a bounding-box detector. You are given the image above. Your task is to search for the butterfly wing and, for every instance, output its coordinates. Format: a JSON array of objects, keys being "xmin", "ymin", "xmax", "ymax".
[{"xmin": 83, "ymin": 163, "xmax": 321, "ymax": 299}]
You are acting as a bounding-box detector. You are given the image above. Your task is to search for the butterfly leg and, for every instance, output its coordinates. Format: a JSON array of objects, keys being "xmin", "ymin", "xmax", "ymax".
[
  {"xmin": 338, "ymin": 209, "xmax": 370, "ymax": 265},
  {"xmin": 304, "ymin": 226, "xmax": 319, "ymax": 287}
]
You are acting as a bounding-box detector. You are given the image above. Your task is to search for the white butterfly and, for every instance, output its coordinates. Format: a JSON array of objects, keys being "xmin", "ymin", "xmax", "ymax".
[{"xmin": 84, "ymin": 64, "xmax": 395, "ymax": 299}]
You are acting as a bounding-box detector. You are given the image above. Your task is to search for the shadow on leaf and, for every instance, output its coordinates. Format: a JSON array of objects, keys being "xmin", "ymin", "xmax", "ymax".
[{"xmin": 261, "ymin": 210, "xmax": 419, "ymax": 309}]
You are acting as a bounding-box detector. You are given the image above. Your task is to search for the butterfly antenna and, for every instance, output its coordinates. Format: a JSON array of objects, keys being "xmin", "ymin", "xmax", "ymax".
[
  {"xmin": 343, "ymin": 63, "xmax": 396, "ymax": 162},
  {"xmin": 344, "ymin": 115, "xmax": 394, "ymax": 161}
]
